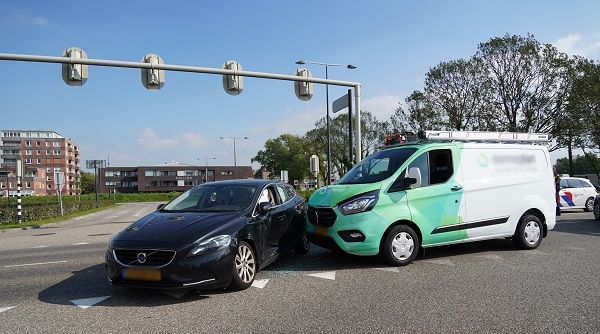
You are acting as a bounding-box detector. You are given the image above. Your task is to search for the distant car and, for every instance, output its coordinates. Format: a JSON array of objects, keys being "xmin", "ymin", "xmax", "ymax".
[
  {"xmin": 105, "ymin": 179, "xmax": 309, "ymax": 291},
  {"xmin": 558, "ymin": 176, "xmax": 597, "ymax": 212}
]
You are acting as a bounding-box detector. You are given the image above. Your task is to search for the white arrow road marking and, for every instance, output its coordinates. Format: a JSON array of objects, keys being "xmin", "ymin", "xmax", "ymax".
[
  {"xmin": 5, "ymin": 260, "xmax": 67, "ymax": 268},
  {"xmin": 71, "ymin": 242, "xmax": 90, "ymax": 245},
  {"xmin": 70, "ymin": 296, "xmax": 111, "ymax": 309},
  {"xmin": 423, "ymin": 259, "xmax": 455, "ymax": 266},
  {"xmin": 252, "ymin": 279, "xmax": 269, "ymax": 288},
  {"xmin": 0, "ymin": 307, "xmax": 15, "ymax": 313},
  {"xmin": 308, "ymin": 271, "xmax": 336, "ymax": 280},
  {"xmin": 375, "ymin": 267, "xmax": 400, "ymax": 272},
  {"xmin": 160, "ymin": 290, "xmax": 188, "ymax": 298}
]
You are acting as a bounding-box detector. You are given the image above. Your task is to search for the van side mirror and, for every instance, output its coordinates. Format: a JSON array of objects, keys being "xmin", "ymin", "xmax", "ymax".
[
  {"xmin": 408, "ymin": 167, "xmax": 422, "ymax": 187},
  {"xmin": 389, "ymin": 168, "xmax": 420, "ymax": 193}
]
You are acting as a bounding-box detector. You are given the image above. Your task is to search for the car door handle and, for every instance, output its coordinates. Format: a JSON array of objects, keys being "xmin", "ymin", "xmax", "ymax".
[{"xmin": 451, "ymin": 186, "xmax": 462, "ymax": 191}]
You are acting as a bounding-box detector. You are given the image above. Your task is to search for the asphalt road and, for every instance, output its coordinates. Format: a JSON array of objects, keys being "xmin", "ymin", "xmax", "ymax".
[{"xmin": 0, "ymin": 204, "xmax": 598, "ymax": 334}]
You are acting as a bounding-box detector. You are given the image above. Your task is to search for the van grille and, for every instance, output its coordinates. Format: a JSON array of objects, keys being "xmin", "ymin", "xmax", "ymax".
[{"xmin": 307, "ymin": 207, "xmax": 336, "ymax": 227}]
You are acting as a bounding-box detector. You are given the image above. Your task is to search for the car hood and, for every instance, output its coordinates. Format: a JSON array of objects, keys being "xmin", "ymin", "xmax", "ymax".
[{"xmin": 112, "ymin": 211, "xmax": 245, "ymax": 243}]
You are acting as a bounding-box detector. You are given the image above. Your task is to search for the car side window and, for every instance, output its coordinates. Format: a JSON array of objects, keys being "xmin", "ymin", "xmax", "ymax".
[
  {"xmin": 276, "ymin": 184, "xmax": 296, "ymax": 204},
  {"xmin": 406, "ymin": 153, "xmax": 430, "ymax": 187},
  {"xmin": 259, "ymin": 186, "xmax": 277, "ymax": 205},
  {"xmin": 429, "ymin": 149, "xmax": 453, "ymax": 185}
]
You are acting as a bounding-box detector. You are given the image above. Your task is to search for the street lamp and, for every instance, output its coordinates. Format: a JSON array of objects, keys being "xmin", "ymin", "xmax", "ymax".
[
  {"xmin": 220, "ymin": 137, "xmax": 249, "ymax": 179},
  {"xmin": 198, "ymin": 157, "xmax": 216, "ymax": 183},
  {"xmin": 295, "ymin": 60, "xmax": 356, "ymax": 185}
]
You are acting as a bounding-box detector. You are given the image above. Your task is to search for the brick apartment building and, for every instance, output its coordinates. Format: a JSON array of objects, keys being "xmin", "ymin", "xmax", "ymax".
[
  {"xmin": 1, "ymin": 130, "xmax": 81, "ymax": 197},
  {"xmin": 97, "ymin": 161, "xmax": 254, "ymax": 194}
]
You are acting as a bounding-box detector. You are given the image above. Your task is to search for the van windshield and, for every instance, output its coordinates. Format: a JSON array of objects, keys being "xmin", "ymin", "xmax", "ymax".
[{"xmin": 339, "ymin": 147, "xmax": 418, "ymax": 184}]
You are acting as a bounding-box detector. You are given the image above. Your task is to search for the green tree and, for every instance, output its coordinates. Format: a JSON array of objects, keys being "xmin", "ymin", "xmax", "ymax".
[
  {"xmin": 80, "ymin": 171, "xmax": 96, "ymax": 194},
  {"xmin": 251, "ymin": 134, "xmax": 313, "ymax": 184},
  {"xmin": 476, "ymin": 33, "xmax": 571, "ymax": 133},
  {"xmin": 555, "ymin": 154, "xmax": 600, "ymax": 178}
]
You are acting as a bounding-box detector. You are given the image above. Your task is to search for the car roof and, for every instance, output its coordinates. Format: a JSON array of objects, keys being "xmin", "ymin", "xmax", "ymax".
[{"xmin": 193, "ymin": 179, "xmax": 287, "ymax": 187}]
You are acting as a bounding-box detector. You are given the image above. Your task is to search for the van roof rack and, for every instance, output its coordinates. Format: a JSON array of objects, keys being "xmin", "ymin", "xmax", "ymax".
[{"xmin": 419, "ymin": 130, "xmax": 552, "ymax": 143}]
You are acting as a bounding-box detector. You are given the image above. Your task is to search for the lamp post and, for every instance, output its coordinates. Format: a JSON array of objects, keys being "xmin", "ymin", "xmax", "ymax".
[
  {"xmin": 198, "ymin": 157, "xmax": 216, "ymax": 183},
  {"xmin": 295, "ymin": 60, "xmax": 356, "ymax": 185},
  {"xmin": 220, "ymin": 137, "xmax": 249, "ymax": 179}
]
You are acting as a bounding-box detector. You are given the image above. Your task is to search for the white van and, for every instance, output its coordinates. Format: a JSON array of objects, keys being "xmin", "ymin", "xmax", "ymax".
[{"xmin": 306, "ymin": 130, "xmax": 557, "ymax": 266}]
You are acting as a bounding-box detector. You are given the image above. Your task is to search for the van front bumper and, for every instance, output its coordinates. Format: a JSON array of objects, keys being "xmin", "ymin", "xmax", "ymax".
[{"xmin": 306, "ymin": 210, "xmax": 390, "ymax": 256}]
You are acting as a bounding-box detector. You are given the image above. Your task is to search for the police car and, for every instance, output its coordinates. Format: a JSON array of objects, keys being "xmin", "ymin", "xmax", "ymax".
[{"xmin": 558, "ymin": 176, "xmax": 597, "ymax": 212}]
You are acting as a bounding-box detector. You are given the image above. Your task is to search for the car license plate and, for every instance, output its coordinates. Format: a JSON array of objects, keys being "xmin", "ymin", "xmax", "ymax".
[
  {"xmin": 315, "ymin": 226, "xmax": 328, "ymax": 237},
  {"xmin": 123, "ymin": 268, "xmax": 161, "ymax": 281}
]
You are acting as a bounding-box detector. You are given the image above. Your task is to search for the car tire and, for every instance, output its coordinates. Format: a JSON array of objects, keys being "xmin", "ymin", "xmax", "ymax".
[
  {"xmin": 293, "ymin": 228, "xmax": 310, "ymax": 255},
  {"xmin": 584, "ymin": 197, "xmax": 594, "ymax": 212},
  {"xmin": 594, "ymin": 201, "xmax": 600, "ymax": 221},
  {"xmin": 379, "ymin": 225, "xmax": 419, "ymax": 266},
  {"xmin": 228, "ymin": 241, "xmax": 256, "ymax": 290},
  {"xmin": 513, "ymin": 214, "xmax": 542, "ymax": 250}
]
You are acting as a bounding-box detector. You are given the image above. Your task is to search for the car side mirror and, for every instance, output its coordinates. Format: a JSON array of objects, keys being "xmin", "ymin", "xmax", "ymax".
[
  {"xmin": 258, "ymin": 201, "xmax": 272, "ymax": 213},
  {"xmin": 156, "ymin": 203, "xmax": 165, "ymax": 211}
]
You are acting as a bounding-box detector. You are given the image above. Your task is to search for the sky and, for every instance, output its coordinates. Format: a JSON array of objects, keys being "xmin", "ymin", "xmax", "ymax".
[{"xmin": 2, "ymin": 0, "xmax": 600, "ymax": 172}]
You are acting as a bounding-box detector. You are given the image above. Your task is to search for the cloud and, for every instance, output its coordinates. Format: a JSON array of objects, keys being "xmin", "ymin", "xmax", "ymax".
[
  {"xmin": 136, "ymin": 127, "xmax": 179, "ymax": 150},
  {"xmin": 177, "ymin": 132, "xmax": 208, "ymax": 149},
  {"xmin": 553, "ymin": 34, "xmax": 600, "ymax": 59},
  {"xmin": 360, "ymin": 94, "xmax": 403, "ymax": 121},
  {"xmin": 14, "ymin": 13, "xmax": 48, "ymax": 26}
]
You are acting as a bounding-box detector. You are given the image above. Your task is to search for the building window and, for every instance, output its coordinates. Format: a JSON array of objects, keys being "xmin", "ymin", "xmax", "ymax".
[
  {"xmin": 36, "ymin": 141, "xmax": 41, "ymax": 146},
  {"xmin": 144, "ymin": 170, "xmax": 155, "ymax": 177},
  {"xmin": 53, "ymin": 150, "xmax": 61, "ymax": 155},
  {"xmin": 26, "ymin": 141, "xmax": 32, "ymax": 147},
  {"xmin": 25, "ymin": 159, "xmax": 32, "ymax": 164},
  {"xmin": 26, "ymin": 150, "xmax": 32, "ymax": 155},
  {"xmin": 221, "ymin": 171, "xmax": 233, "ymax": 175},
  {"xmin": 37, "ymin": 159, "xmax": 41, "ymax": 164},
  {"xmin": 25, "ymin": 181, "xmax": 31, "ymax": 188}
]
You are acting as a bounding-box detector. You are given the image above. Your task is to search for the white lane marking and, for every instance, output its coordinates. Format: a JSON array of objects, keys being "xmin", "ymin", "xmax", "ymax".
[
  {"xmin": 422, "ymin": 259, "xmax": 455, "ymax": 266},
  {"xmin": 70, "ymin": 296, "xmax": 111, "ymax": 309},
  {"xmin": 71, "ymin": 242, "xmax": 90, "ymax": 245},
  {"xmin": 252, "ymin": 279, "xmax": 269, "ymax": 288},
  {"xmin": 308, "ymin": 271, "xmax": 336, "ymax": 280},
  {"xmin": 0, "ymin": 307, "xmax": 15, "ymax": 313},
  {"xmin": 134, "ymin": 211, "xmax": 143, "ymax": 216},
  {"xmin": 5, "ymin": 260, "xmax": 67, "ymax": 268},
  {"xmin": 375, "ymin": 267, "xmax": 400, "ymax": 272},
  {"xmin": 32, "ymin": 245, "xmax": 48, "ymax": 248}
]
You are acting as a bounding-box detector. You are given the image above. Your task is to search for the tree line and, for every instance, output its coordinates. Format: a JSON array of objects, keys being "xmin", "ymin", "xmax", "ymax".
[{"xmin": 251, "ymin": 33, "xmax": 600, "ymax": 184}]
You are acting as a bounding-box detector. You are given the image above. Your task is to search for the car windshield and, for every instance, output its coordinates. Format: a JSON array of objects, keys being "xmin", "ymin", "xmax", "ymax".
[
  {"xmin": 338, "ymin": 147, "xmax": 418, "ymax": 184},
  {"xmin": 161, "ymin": 184, "xmax": 257, "ymax": 212}
]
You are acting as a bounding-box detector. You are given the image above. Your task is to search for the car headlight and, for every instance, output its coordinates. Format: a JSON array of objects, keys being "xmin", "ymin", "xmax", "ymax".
[
  {"xmin": 189, "ymin": 235, "xmax": 231, "ymax": 256},
  {"xmin": 337, "ymin": 190, "xmax": 379, "ymax": 215}
]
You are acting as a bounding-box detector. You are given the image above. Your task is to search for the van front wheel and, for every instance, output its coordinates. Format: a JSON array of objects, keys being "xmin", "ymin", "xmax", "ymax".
[
  {"xmin": 380, "ymin": 225, "xmax": 419, "ymax": 266},
  {"xmin": 513, "ymin": 215, "xmax": 542, "ymax": 250}
]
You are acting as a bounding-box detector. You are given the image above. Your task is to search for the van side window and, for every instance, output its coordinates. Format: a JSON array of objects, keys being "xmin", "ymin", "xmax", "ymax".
[
  {"xmin": 429, "ymin": 149, "xmax": 453, "ymax": 185},
  {"xmin": 407, "ymin": 153, "xmax": 430, "ymax": 187}
]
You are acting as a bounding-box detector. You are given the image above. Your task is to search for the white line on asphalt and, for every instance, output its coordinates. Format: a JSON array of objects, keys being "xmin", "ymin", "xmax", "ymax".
[
  {"xmin": 0, "ymin": 306, "xmax": 15, "ymax": 313},
  {"xmin": 134, "ymin": 211, "xmax": 143, "ymax": 216},
  {"xmin": 5, "ymin": 260, "xmax": 67, "ymax": 268},
  {"xmin": 71, "ymin": 242, "xmax": 90, "ymax": 245},
  {"xmin": 32, "ymin": 245, "xmax": 48, "ymax": 248},
  {"xmin": 70, "ymin": 296, "xmax": 111, "ymax": 309}
]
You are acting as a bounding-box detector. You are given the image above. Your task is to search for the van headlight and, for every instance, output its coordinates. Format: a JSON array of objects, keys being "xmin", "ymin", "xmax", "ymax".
[
  {"xmin": 337, "ymin": 190, "xmax": 379, "ymax": 215},
  {"xmin": 189, "ymin": 235, "xmax": 231, "ymax": 256}
]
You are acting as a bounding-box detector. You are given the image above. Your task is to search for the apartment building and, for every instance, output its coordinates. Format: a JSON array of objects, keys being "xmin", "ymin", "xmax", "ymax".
[
  {"xmin": 1, "ymin": 130, "xmax": 81, "ymax": 196},
  {"xmin": 97, "ymin": 161, "xmax": 254, "ymax": 193}
]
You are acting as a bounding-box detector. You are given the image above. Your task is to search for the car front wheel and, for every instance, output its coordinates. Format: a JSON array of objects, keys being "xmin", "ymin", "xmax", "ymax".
[
  {"xmin": 229, "ymin": 241, "xmax": 256, "ymax": 290},
  {"xmin": 379, "ymin": 225, "xmax": 419, "ymax": 266},
  {"xmin": 584, "ymin": 197, "xmax": 594, "ymax": 212},
  {"xmin": 513, "ymin": 214, "xmax": 542, "ymax": 250},
  {"xmin": 293, "ymin": 228, "xmax": 310, "ymax": 254}
]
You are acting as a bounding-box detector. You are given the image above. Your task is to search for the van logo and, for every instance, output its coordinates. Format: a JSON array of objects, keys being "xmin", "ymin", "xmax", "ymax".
[{"xmin": 476, "ymin": 154, "xmax": 490, "ymax": 168}]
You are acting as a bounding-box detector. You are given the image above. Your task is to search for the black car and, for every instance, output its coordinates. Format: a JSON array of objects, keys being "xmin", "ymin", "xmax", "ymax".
[{"xmin": 105, "ymin": 179, "xmax": 309, "ymax": 291}]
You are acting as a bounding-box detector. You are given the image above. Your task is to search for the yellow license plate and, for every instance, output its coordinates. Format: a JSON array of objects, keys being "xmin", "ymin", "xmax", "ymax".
[
  {"xmin": 123, "ymin": 268, "xmax": 161, "ymax": 281},
  {"xmin": 315, "ymin": 226, "xmax": 329, "ymax": 237}
]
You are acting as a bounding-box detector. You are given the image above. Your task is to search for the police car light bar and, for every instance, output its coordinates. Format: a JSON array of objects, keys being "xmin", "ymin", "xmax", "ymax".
[{"xmin": 420, "ymin": 130, "xmax": 552, "ymax": 142}]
